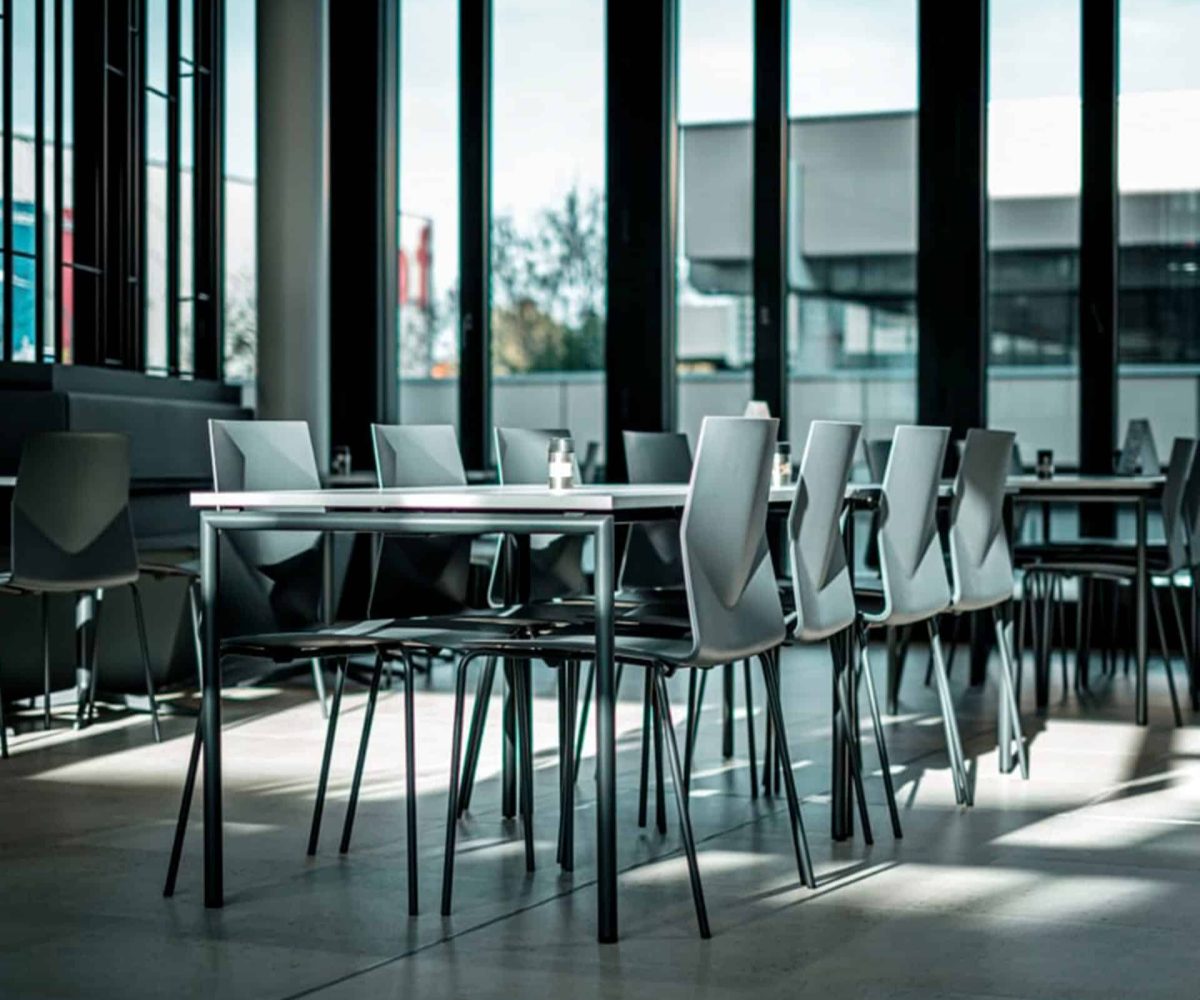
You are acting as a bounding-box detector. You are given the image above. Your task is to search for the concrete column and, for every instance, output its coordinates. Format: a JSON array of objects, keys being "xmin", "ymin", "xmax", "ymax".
[{"xmin": 256, "ymin": 0, "xmax": 330, "ymax": 466}]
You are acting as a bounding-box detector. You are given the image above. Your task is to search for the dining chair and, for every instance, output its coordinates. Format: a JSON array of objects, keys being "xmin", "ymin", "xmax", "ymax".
[
  {"xmin": 419, "ymin": 416, "xmax": 809, "ymax": 938},
  {"xmin": 855, "ymin": 424, "xmax": 972, "ymax": 805},
  {"xmin": 789, "ymin": 420, "xmax": 902, "ymax": 840},
  {"xmin": 945, "ymin": 428, "xmax": 1028, "ymax": 778},
  {"xmin": 0, "ymin": 432, "xmax": 166, "ymax": 753},
  {"xmin": 1015, "ymin": 436, "xmax": 1196, "ymax": 725},
  {"xmin": 162, "ymin": 420, "xmax": 434, "ymax": 907}
]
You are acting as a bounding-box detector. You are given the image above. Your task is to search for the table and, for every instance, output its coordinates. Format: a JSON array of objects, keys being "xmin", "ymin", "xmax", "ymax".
[
  {"xmin": 189, "ymin": 482, "xmax": 828, "ymax": 943},
  {"xmin": 1008, "ymin": 474, "xmax": 1165, "ymax": 725}
]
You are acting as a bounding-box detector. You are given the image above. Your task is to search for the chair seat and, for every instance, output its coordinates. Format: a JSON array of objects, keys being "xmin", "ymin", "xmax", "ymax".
[
  {"xmin": 1015, "ymin": 540, "xmax": 1171, "ymax": 569},
  {"xmin": 375, "ymin": 628, "xmax": 701, "ymax": 668},
  {"xmin": 139, "ymin": 559, "xmax": 199, "ymax": 580}
]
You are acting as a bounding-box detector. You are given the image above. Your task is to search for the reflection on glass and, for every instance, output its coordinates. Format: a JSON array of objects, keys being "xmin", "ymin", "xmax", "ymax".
[
  {"xmin": 398, "ymin": 0, "xmax": 459, "ymax": 426},
  {"xmin": 987, "ymin": 0, "xmax": 1081, "ymax": 464},
  {"xmin": 786, "ymin": 0, "xmax": 918, "ymax": 443},
  {"xmin": 490, "ymin": 0, "xmax": 605, "ymax": 451},
  {"xmin": 1118, "ymin": 0, "xmax": 1200, "ymax": 450},
  {"xmin": 224, "ymin": 0, "xmax": 256, "ymax": 382},
  {"xmin": 676, "ymin": 0, "xmax": 754, "ymax": 440}
]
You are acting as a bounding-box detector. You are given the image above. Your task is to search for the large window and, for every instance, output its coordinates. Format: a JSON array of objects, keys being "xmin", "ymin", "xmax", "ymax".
[
  {"xmin": 786, "ymin": 0, "xmax": 918, "ymax": 446},
  {"xmin": 0, "ymin": 1, "xmax": 232, "ymax": 382},
  {"xmin": 987, "ymin": 0, "xmax": 1081, "ymax": 465},
  {"xmin": 490, "ymin": 0, "xmax": 606, "ymax": 456},
  {"xmin": 1118, "ymin": 0, "xmax": 1200, "ymax": 450},
  {"xmin": 223, "ymin": 0, "xmax": 256, "ymax": 382},
  {"xmin": 398, "ymin": 0, "xmax": 459, "ymax": 427},
  {"xmin": 676, "ymin": 0, "xmax": 754, "ymax": 443}
]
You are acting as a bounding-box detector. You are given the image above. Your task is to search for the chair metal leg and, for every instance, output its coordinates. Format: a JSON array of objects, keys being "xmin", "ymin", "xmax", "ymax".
[
  {"xmin": 652, "ymin": 670, "xmax": 667, "ymax": 835},
  {"xmin": 311, "ymin": 659, "xmax": 329, "ymax": 720},
  {"xmin": 401, "ymin": 648, "xmax": 419, "ymax": 915},
  {"xmin": 457, "ymin": 655, "xmax": 496, "ymax": 815},
  {"xmin": 187, "ymin": 581, "xmax": 204, "ymax": 686},
  {"xmin": 513, "ymin": 661, "xmax": 536, "ymax": 872},
  {"xmin": 721, "ymin": 662, "xmax": 734, "ymax": 758},
  {"xmin": 1055, "ymin": 577, "xmax": 1070, "ymax": 694},
  {"xmin": 130, "ymin": 584, "xmax": 161, "ymax": 743},
  {"xmin": 1150, "ymin": 585, "xmax": 1183, "ymax": 728},
  {"xmin": 653, "ymin": 668, "xmax": 712, "ymax": 939},
  {"xmin": 928, "ymin": 621, "xmax": 971, "ymax": 806},
  {"xmin": 41, "ymin": 594, "xmax": 51, "ymax": 729},
  {"xmin": 686, "ymin": 669, "xmax": 708, "ymax": 792},
  {"xmin": 743, "ymin": 659, "xmax": 759, "ymax": 799},
  {"xmin": 307, "ymin": 659, "xmax": 347, "ymax": 856},
  {"xmin": 993, "ymin": 607, "xmax": 1030, "ymax": 780},
  {"xmin": 87, "ymin": 590, "xmax": 106, "ymax": 724},
  {"xmin": 638, "ymin": 668, "xmax": 652, "ymax": 828},
  {"xmin": 162, "ymin": 712, "xmax": 203, "ymax": 896},
  {"xmin": 856, "ymin": 628, "xmax": 903, "ymax": 838},
  {"xmin": 339, "ymin": 654, "xmax": 384, "ymax": 854},
  {"xmin": 571, "ymin": 659, "xmax": 594, "ymax": 787},
  {"xmin": 760, "ymin": 652, "xmax": 816, "ymax": 889},
  {"xmin": 1166, "ymin": 580, "xmax": 1196, "ymax": 711},
  {"xmin": 562, "ymin": 661, "xmax": 578, "ymax": 871},
  {"xmin": 831, "ymin": 647, "xmax": 873, "ymax": 845},
  {"xmin": 683, "ymin": 670, "xmax": 698, "ymax": 795},
  {"xmin": 441, "ymin": 657, "xmax": 472, "ymax": 916}
]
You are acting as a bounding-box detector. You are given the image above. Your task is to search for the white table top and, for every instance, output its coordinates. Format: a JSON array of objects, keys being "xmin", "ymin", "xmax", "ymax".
[
  {"xmin": 1008, "ymin": 474, "xmax": 1164, "ymax": 493},
  {"xmin": 0, "ymin": 476, "xmax": 14, "ymax": 488}
]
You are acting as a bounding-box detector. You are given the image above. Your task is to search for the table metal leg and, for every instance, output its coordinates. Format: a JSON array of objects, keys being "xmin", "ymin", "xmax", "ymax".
[
  {"xmin": 593, "ymin": 517, "xmax": 617, "ymax": 943},
  {"xmin": 1136, "ymin": 497, "xmax": 1148, "ymax": 725},
  {"xmin": 200, "ymin": 516, "xmax": 223, "ymax": 908}
]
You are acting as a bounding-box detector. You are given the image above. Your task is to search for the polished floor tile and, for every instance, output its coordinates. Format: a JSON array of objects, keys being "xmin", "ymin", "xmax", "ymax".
[{"xmin": 0, "ymin": 642, "xmax": 1197, "ymax": 999}]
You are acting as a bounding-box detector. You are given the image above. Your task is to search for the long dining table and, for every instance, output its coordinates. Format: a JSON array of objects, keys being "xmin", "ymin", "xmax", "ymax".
[
  {"xmin": 188, "ymin": 483, "xmax": 812, "ymax": 942},
  {"xmin": 182, "ymin": 473, "xmax": 1162, "ymax": 941}
]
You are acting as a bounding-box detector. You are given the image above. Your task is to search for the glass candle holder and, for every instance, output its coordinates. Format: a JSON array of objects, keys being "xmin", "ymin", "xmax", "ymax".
[
  {"xmin": 772, "ymin": 442, "xmax": 792, "ymax": 487},
  {"xmin": 548, "ymin": 436, "xmax": 576, "ymax": 490}
]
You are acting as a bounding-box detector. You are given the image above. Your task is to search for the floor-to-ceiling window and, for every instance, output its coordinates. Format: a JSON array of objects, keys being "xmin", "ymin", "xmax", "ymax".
[
  {"xmin": 398, "ymin": 0, "xmax": 459, "ymax": 428},
  {"xmin": 490, "ymin": 0, "xmax": 605, "ymax": 457},
  {"xmin": 675, "ymin": 0, "xmax": 754, "ymax": 445},
  {"xmin": 786, "ymin": 0, "xmax": 918, "ymax": 447},
  {"xmin": 987, "ymin": 0, "xmax": 1081, "ymax": 466},
  {"xmin": 1118, "ymin": 0, "xmax": 1200, "ymax": 453},
  {"xmin": 223, "ymin": 0, "xmax": 256, "ymax": 383}
]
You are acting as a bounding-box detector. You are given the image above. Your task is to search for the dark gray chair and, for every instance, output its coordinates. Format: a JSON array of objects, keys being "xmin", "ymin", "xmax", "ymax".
[
  {"xmin": 619, "ymin": 431, "xmax": 691, "ymax": 593},
  {"xmin": 0, "ymin": 432, "xmax": 163, "ymax": 752},
  {"xmin": 422, "ymin": 416, "xmax": 809, "ymax": 938}
]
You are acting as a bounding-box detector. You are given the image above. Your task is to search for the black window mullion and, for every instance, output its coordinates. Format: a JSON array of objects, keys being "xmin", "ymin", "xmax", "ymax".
[
  {"xmin": 166, "ymin": 0, "xmax": 179, "ymax": 374},
  {"xmin": 34, "ymin": 0, "xmax": 46, "ymax": 361},
  {"xmin": 52, "ymin": 0, "xmax": 63, "ymax": 362},
  {"xmin": 3, "ymin": 0, "xmax": 14, "ymax": 362},
  {"xmin": 135, "ymin": 0, "xmax": 147, "ymax": 369},
  {"xmin": 191, "ymin": 0, "xmax": 222, "ymax": 380}
]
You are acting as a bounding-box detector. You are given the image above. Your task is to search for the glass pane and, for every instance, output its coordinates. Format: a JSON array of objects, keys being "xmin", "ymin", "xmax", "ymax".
[
  {"xmin": 1118, "ymin": 0, "xmax": 1200, "ymax": 453},
  {"xmin": 7, "ymin": 0, "xmax": 38, "ymax": 360},
  {"xmin": 60, "ymin": 0, "xmax": 73, "ymax": 363},
  {"xmin": 179, "ymin": 6, "xmax": 194, "ymax": 375},
  {"xmin": 786, "ymin": 0, "xmax": 918, "ymax": 447},
  {"xmin": 145, "ymin": 94, "xmax": 168, "ymax": 373},
  {"xmin": 398, "ymin": 0, "xmax": 459, "ymax": 427},
  {"xmin": 987, "ymin": 0, "xmax": 1081, "ymax": 466},
  {"xmin": 676, "ymin": 0, "xmax": 754, "ymax": 441},
  {"xmin": 491, "ymin": 0, "xmax": 606, "ymax": 461},
  {"xmin": 224, "ymin": 0, "xmax": 256, "ymax": 382}
]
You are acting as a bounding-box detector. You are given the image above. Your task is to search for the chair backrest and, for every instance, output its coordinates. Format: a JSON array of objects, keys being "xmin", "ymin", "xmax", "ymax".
[
  {"xmin": 1117, "ymin": 418, "xmax": 1160, "ymax": 475},
  {"xmin": 680, "ymin": 417, "xmax": 785, "ymax": 665},
  {"xmin": 10, "ymin": 432, "xmax": 139, "ymax": 592},
  {"xmin": 208, "ymin": 419, "xmax": 325, "ymax": 632},
  {"xmin": 788, "ymin": 421, "xmax": 861, "ymax": 642},
  {"xmin": 1180, "ymin": 440, "xmax": 1200, "ymax": 567},
  {"xmin": 863, "ymin": 438, "xmax": 892, "ymax": 481},
  {"xmin": 1160, "ymin": 437, "xmax": 1197, "ymax": 572},
  {"xmin": 623, "ymin": 431, "xmax": 692, "ymax": 485},
  {"xmin": 492, "ymin": 426, "xmax": 586, "ymax": 600},
  {"xmin": 369, "ymin": 424, "xmax": 472, "ymax": 616},
  {"xmin": 372, "ymin": 423, "xmax": 467, "ymax": 488},
  {"xmin": 876, "ymin": 424, "xmax": 952, "ymax": 625},
  {"xmin": 948, "ymin": 428, "xmax": 1016, "ymax": 613},
  {"xmin": 494, "ymin": 426, "xmax": 577, "ymax": 485},
  {"xmin": 619, "ymin": 431, "xmax": 692, "ymax": 592}
]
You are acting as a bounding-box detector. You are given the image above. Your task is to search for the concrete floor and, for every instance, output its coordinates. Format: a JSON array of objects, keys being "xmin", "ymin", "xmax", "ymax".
[{"xmin": 1, "ymin": 641, "xmax": 1198, "ymax": 1000}]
